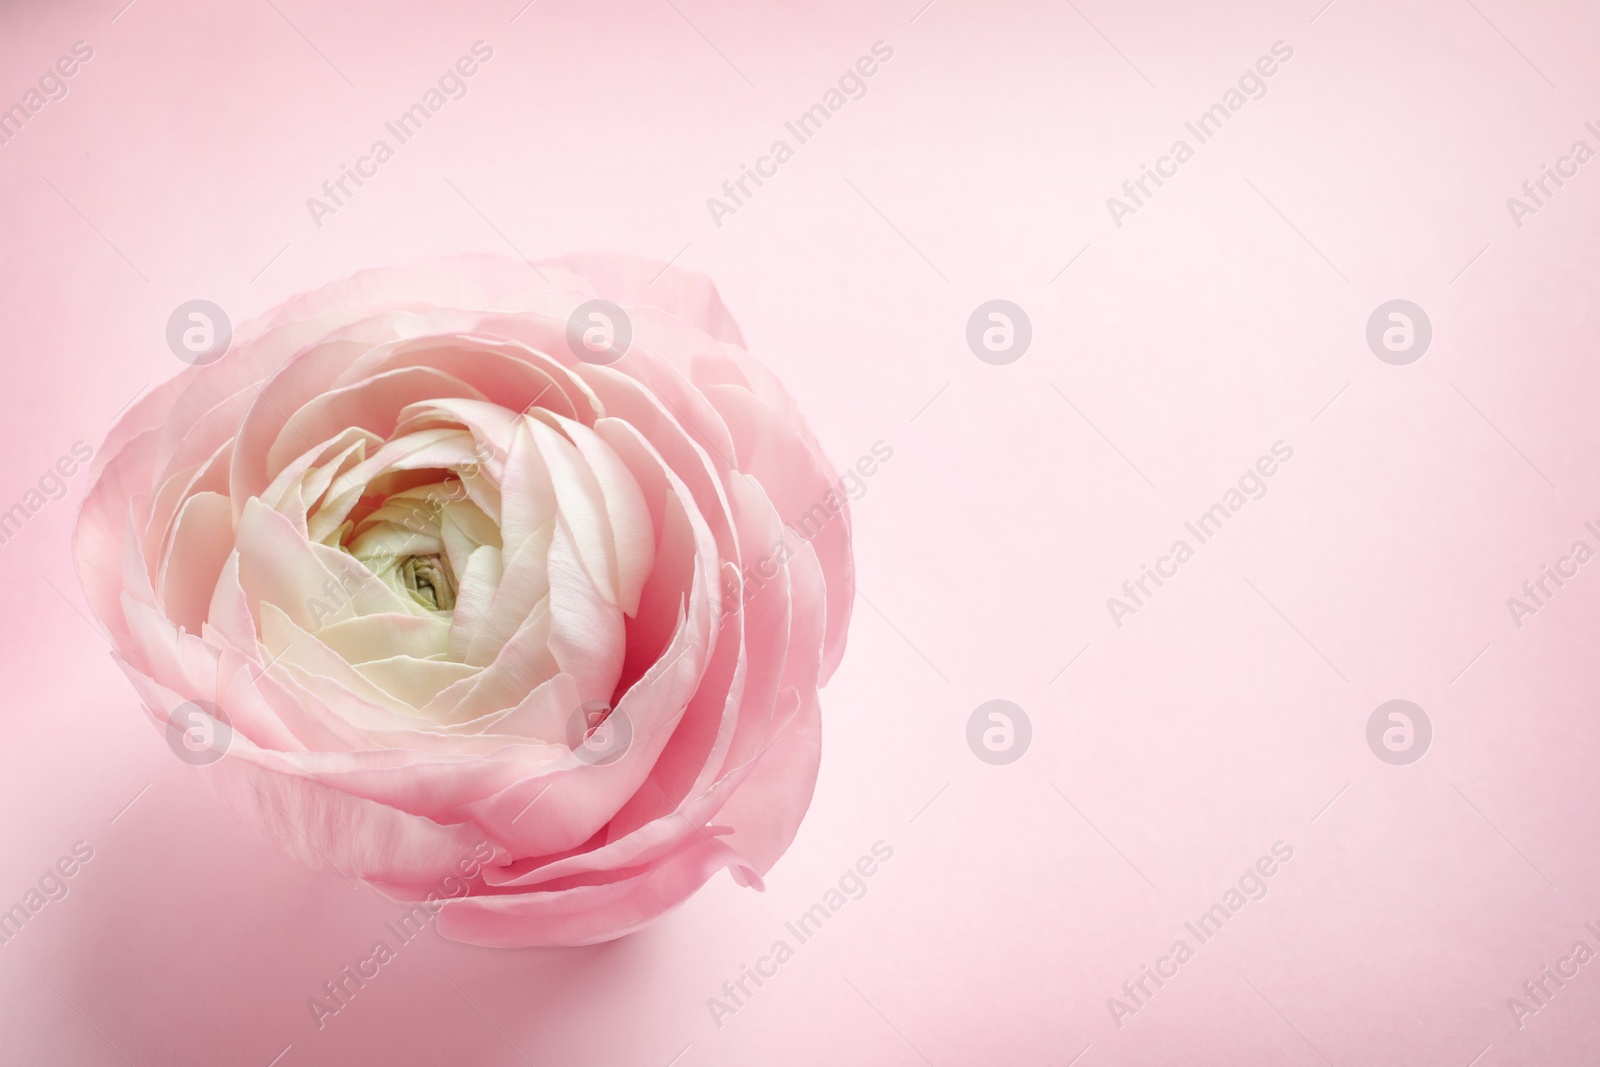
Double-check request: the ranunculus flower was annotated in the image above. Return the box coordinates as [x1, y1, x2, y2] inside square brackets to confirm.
[74, 255, 853, 946]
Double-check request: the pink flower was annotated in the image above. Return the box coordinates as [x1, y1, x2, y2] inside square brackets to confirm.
[74, 255, 854, 946]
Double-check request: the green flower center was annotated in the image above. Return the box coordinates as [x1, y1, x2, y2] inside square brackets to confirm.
[398, 553, 457, 612]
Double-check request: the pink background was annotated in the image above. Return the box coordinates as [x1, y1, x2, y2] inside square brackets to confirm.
[4, 0, 1600, 1063]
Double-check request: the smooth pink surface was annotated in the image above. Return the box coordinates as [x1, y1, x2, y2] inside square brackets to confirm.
[3, 0, 1599, 1064]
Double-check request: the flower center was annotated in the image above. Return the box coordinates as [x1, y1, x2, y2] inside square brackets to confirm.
[399, 553, 456, 612]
